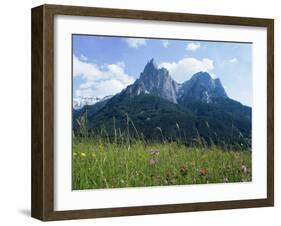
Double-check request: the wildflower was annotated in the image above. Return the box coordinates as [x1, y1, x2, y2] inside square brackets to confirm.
[165, 172, 177, 185]
[240, 165, 247, 173]
[199, 168, 208, 176]
[149, 158, 157, 166]
[150, 150, 160, 157]
[81, 152, 86, 157]
[180, 165, 188, 176]
[223, 177, 229, 183]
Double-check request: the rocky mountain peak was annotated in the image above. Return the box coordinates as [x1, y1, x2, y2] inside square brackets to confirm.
[178, 71, 228, 104]
[191, 71, 212, 80]
[140, 58, 169, 79]
[122, 60, 228, 105]
[143, 58, 157, 72]
[123, 59, 178, 103]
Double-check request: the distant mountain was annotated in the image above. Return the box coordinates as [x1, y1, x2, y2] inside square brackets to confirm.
[73, 96, 101, 110]
[73, 59, 252, 149]
[73, 95, 111, 130]
[73, 95, 113, 109]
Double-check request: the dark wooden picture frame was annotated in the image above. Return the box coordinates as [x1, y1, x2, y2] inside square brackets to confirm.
[31, 4, 274, 221]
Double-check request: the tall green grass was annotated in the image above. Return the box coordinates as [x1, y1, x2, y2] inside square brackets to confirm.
[73, 113, 251, 190]
[73, 139, 251, 190]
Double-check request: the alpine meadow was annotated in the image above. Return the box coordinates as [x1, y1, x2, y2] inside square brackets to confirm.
[72, 35, 252, 190]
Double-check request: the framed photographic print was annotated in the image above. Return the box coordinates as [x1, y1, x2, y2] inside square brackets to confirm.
[31, 4, 274, 221]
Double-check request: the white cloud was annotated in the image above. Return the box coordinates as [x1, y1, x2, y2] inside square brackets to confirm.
[75, 88, 95, 97]
[186, 42, 200, 51]
[162, 40, 169, 48]
[73, 55, 135, 98]
[73, 55, 102, 79]
[229, 58, 238, 63]
[86, 80, 126, 98]
[159, 57, 214, 83]
[80, 54, 88, 61]
[125, 38, 147, 48]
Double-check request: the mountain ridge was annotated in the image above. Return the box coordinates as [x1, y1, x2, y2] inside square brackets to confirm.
[119, 58, 229, 106]
[73, 59, 252, 149]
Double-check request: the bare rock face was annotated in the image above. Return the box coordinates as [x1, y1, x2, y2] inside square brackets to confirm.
[122, 58, 179, 103]
[177, 71, 228, 104]
[122, 59, 227, 105]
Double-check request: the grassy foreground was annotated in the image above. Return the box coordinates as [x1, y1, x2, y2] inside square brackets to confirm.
[72, 139, 251, 190]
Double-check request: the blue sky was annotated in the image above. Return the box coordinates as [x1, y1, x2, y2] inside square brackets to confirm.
[73, 35, 252, 106]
